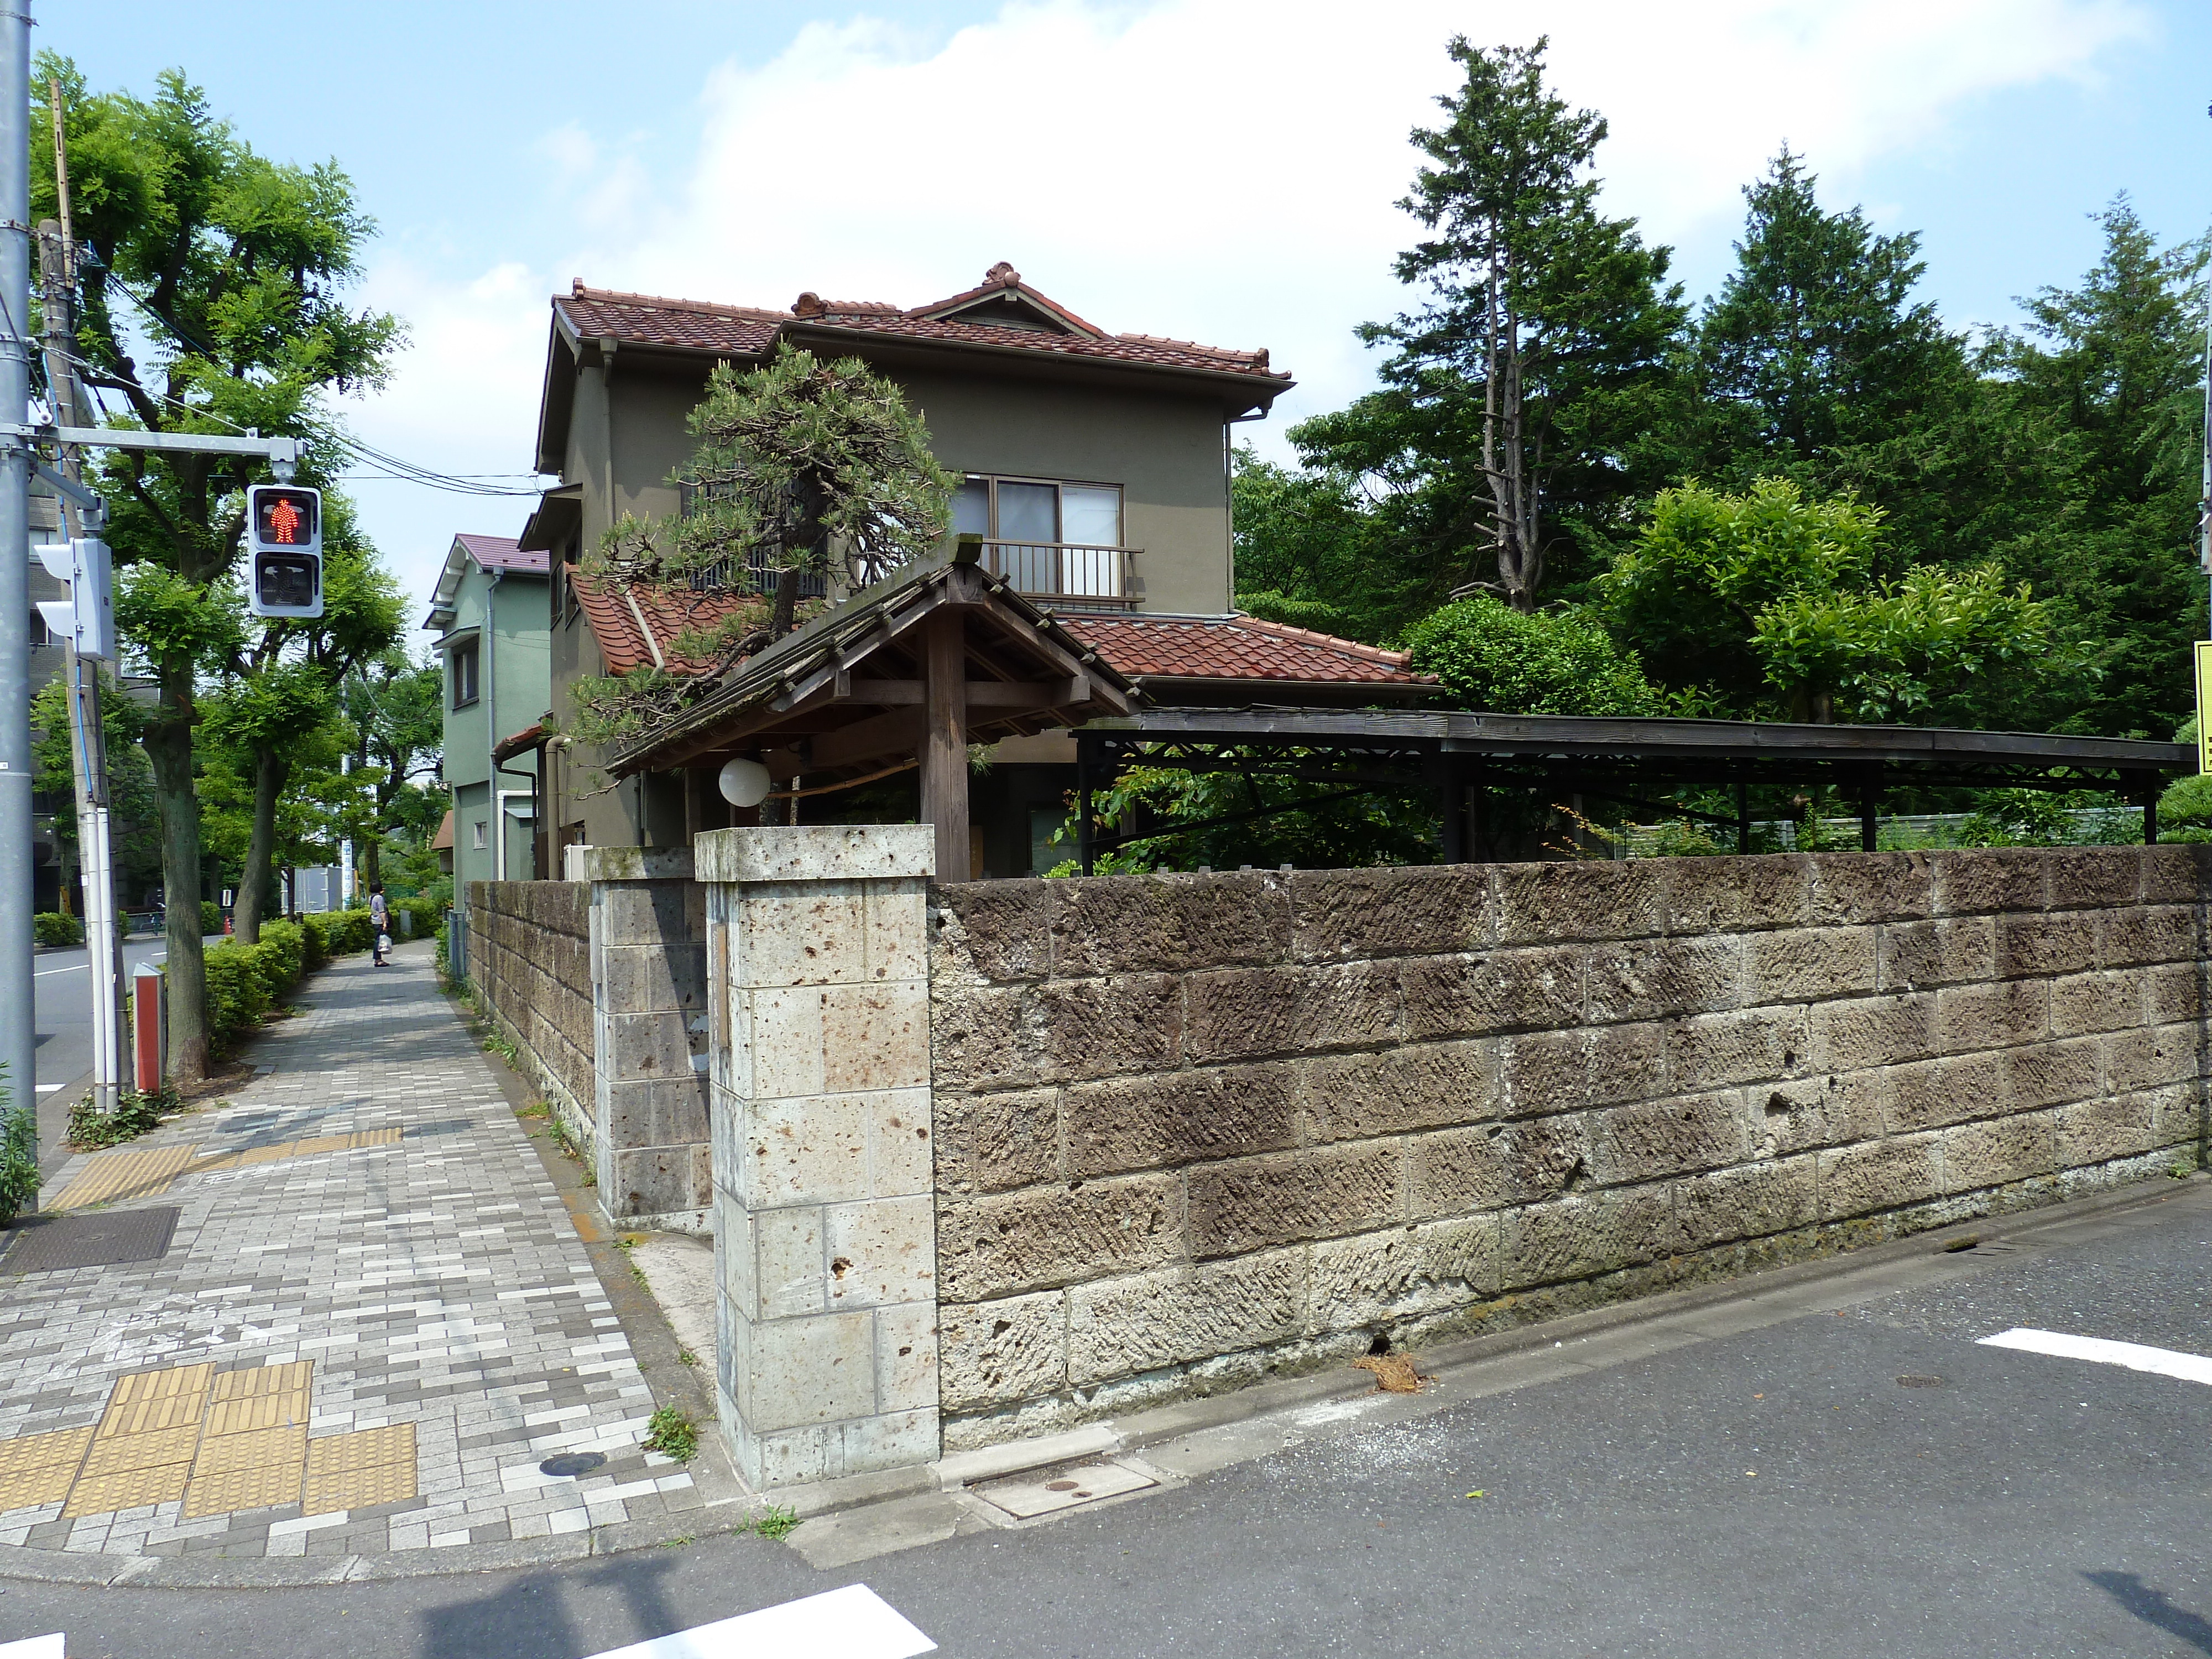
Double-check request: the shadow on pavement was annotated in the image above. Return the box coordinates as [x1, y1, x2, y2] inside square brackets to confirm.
[413, 1551, 691, 1659]
[2084, 1570, 2212, 1654]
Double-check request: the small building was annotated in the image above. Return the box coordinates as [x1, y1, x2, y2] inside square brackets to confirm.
[517, 262, 1432, 874]
[422, 533, 551, 889]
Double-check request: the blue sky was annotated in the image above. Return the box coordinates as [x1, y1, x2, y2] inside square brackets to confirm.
[52, 1, 2212, 624]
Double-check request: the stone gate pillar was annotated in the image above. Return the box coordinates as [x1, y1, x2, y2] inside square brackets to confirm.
[695, 825, 940, 1488]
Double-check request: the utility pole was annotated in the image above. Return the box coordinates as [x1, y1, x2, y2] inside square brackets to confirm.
[0, 2, 34, 1134]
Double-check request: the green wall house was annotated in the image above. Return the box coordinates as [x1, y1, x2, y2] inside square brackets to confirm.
[424, 534, 551, 888]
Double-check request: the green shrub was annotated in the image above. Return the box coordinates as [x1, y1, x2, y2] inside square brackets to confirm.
[2157, 772, 2212, 844]
[392, 895, 443, 939]
[67, 1084, 179, 1150]
[0, 1070, 38, 1227]
[201, 899, 223, 936]
[1404, 596, 1661, 717]
[34, 911, 84, 947]
[201, 940, 273, 1052]
[251, 920, 305, 1005]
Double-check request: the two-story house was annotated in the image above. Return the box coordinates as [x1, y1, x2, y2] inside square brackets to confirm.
[518, 262, 1431, 878]
[423, 533, 552, 887]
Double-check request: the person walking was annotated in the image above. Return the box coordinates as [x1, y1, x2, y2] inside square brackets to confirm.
[370, 884, 391, 967]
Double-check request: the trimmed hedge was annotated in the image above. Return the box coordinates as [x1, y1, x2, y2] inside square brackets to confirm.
[201, 899, 223, 936]
[34, 911, 85, 947]
[196, 908, 377, 1055]
[391, 895, 442, 938]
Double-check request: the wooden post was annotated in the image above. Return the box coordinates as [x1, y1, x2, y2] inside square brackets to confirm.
[1858, 765, 1880, 853]
[1076, 734, 1095, 877]
[1735, 778, 1750, 855]
[921, 612, 969, 881]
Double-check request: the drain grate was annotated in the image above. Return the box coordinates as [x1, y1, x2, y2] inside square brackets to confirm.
[539, 1452, 607, 1477]
[2, 1206, 180, 1274]
[1896, 1375, 1945, 1387]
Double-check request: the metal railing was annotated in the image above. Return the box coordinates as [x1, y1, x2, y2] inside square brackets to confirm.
[979, 540, 1135, 605]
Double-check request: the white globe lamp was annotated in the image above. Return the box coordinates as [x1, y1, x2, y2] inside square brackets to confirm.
[717, 757, 773, 808]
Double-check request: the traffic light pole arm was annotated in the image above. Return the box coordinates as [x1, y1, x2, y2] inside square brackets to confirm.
[3, 422, 300, 479]
[33, 460, 103, 528]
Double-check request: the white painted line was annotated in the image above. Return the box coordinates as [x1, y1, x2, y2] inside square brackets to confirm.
[1978, 1327, 2212, 1386]
[33, 964, 85, 976]
[0, 1634, 65, 1659]
[581, 1585, 935, 1659]
[35, 1084, 62, 1093]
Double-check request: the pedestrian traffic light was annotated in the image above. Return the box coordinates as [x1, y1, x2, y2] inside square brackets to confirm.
[247, 483, 324, 618]
[33, 534, 115, 659]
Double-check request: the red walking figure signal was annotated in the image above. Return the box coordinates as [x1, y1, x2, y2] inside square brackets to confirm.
[246, 483, 325, 618]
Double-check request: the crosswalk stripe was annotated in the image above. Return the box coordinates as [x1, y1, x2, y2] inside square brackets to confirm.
[1978, 1327, 2212, 1385]
[581, 1584, 935, 1659]
[0, 1633, 65, 1659]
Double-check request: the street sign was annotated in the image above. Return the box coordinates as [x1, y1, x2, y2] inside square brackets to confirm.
[32, 534, 114, 658]
[247, 482, 323, 618]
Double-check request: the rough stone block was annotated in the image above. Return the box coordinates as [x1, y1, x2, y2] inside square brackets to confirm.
[2044, 848, 2141, 911]
[1994, 912, 2099, 980]
[603, 1076, 709, 1152]
[1291, 867, 1490, 961]
[1812, 993, 1936, 1071]
[2147, 963, 2206, 1024]
[743, 986, 823, 1099]
[1499, 1187, 1677, 1288]
[1184, 963, 1396, 1062]
[1934, 979, 2048, 1053]
[1067, 1063, 1300, 1173]
[873, 1302, 940, 1413]
[597, 882, 695, 948]
[863, 878, 928, 983]
[1663, 855, 1811, 936]
[1942, 1113, 2056, 1192]
[1588, 1022, 1670, 1107]
[732, 889, 868, 987]
[936, 1174, 1181, 1301]
[1928, 851, 2045, 917]
[1748, 927, 1876, 1004]
[1585, 937, 1744, 1024]
[1667, 1008, 1808, 1092]
[754, 1207, 826, 1319]
[938, 1291, 1066, 1411]
[1808, 854, 1932, 925]
[1877, 918, 1996, 992]
[2101, 1023, 2198, 1094]
[1885, 1053, 2008, 1133]
[2145, 1082, 2203, 1153]
[1409, 1115, 1587, 1217]
[2139, 844, 2211, 906]
[1589, 1091, 1749, 1184]
[1052, 872, 1291, 975]
[733, 1306, 878, 1431]
[933, 882, 1051, 982]
[1066, 1250, 1306, 1384]
[1302, 1042, 1498, 1142]
[1400, 948, 1584, 1041]
[1307, 1215, 1501, 1330]
[606, 1009, 696, 1083]
[822, 982, 931, 1092]
[823, 1193, 935, 1309]
[2098, 905, 2198, 970]
[868, 1087, 934, 1198]
[1747, 1072, 1885, 1157]
[736, 1086, 869, 1214]
[610, 1145, 712, 1217]
[1495, 860, 1665, 945]
[2049, 969, 2146, 1037]
[935, 1087, 1060, 1193]
[1186, 1144, 1402, 1256]
[695, 823, 934, 884]
[930, 984, 1029, 1091]
[1031, 975, 1185, 1079]
[1674, 1156, 1817, 1247]
[2056, 1094, 2157, 1168]
[1500, 1029, 1589, 1116]
[2005, 1038, 2103, 1110]
[1817, 1134, 1944, 1218]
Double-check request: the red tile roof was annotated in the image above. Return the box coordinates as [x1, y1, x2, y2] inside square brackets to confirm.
[555, 264, 1286, 387]
[1058, 614, 1432, 688]
[572, 572, 762, 677]
[455, 533, 546, 574]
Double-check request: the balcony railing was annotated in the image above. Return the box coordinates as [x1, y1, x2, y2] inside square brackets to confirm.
[979, 540, 1135, 606]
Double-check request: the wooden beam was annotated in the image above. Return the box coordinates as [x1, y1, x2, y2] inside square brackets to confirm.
[921, 612, 969, 883]
[804, 707, 925, 775]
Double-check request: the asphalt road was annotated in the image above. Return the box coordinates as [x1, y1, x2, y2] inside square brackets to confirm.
[28, 936, 199, 1168]
[5, 1182, 2209, 1658]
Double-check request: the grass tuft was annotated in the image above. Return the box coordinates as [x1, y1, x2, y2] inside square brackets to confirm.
[643, 1405, 697, 1463]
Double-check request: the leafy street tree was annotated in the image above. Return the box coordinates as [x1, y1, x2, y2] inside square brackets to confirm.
[43, 59, 401, 1078]
[1230, 447, 1397, 641]
[572, 349, 953, 760]
[1298, 35, 1687, 614]
[341, 651, 446, 895]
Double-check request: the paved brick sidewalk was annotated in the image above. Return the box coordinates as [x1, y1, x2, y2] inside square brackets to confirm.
[0, 943, 705, 1561]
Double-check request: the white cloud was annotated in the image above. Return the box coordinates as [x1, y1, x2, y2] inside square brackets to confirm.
[355, 0, 2151, 619]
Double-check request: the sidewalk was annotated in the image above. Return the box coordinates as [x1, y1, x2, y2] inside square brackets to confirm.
[0, 942, 709, 1564]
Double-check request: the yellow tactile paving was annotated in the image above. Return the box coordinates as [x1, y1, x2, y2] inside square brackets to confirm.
[192, 1422, 306, 1476]
[301, 1423, 416, 1516]
[64, 1462, 191, 1517]
[182, 1459, 304, 1519]
[49, 1142, 201, 1209]
[0, 1427, 96, 1511]
[80, 1422, 201, 1480]
[190, 1127, 402, 1175]
[203, 1361, 313, 1437]
[97, 1364, 213, 1437]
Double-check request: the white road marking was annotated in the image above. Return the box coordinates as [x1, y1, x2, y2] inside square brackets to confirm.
[0, 1633, 65, 1659]
[581, 1584, 936, 1659]
[1978, 1327, 2212, 1386]
[35, 1084, 62, 1093]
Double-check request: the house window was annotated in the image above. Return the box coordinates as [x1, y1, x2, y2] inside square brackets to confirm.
[451, 639, 480, 707]
[471, 820, 488, 851]
[677, 483, 828, 598]
[955, 475, 1126, 600]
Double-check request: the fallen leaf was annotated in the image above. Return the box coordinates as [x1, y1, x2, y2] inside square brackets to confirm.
[1464, 1490, 1485, 1499]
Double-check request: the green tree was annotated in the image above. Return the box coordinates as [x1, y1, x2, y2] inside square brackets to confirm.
[340, 649, 444, 894]
[44, 58, 401, 1077]
[574, 349, 953, 763]
[1297, 35, 1687, 614]
[1402, 595, 1659, 715]
[1230, 447, 1398, 641]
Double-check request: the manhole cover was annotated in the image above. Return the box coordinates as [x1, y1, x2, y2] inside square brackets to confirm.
[539, 1452, 607, 1477]
[973, 1460, 1155, 1521]
[1897, 1375, 1945, 1387]
[1044, 1480, 1081, 1491]
[2, 1206, 180, 1274]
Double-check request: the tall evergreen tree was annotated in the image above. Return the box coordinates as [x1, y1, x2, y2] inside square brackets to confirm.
[1297, 36, 1688, 614]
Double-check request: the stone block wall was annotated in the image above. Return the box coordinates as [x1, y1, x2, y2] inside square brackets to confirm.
[927, 847, 2211, 1449]
[467, 880, 594, 1155]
